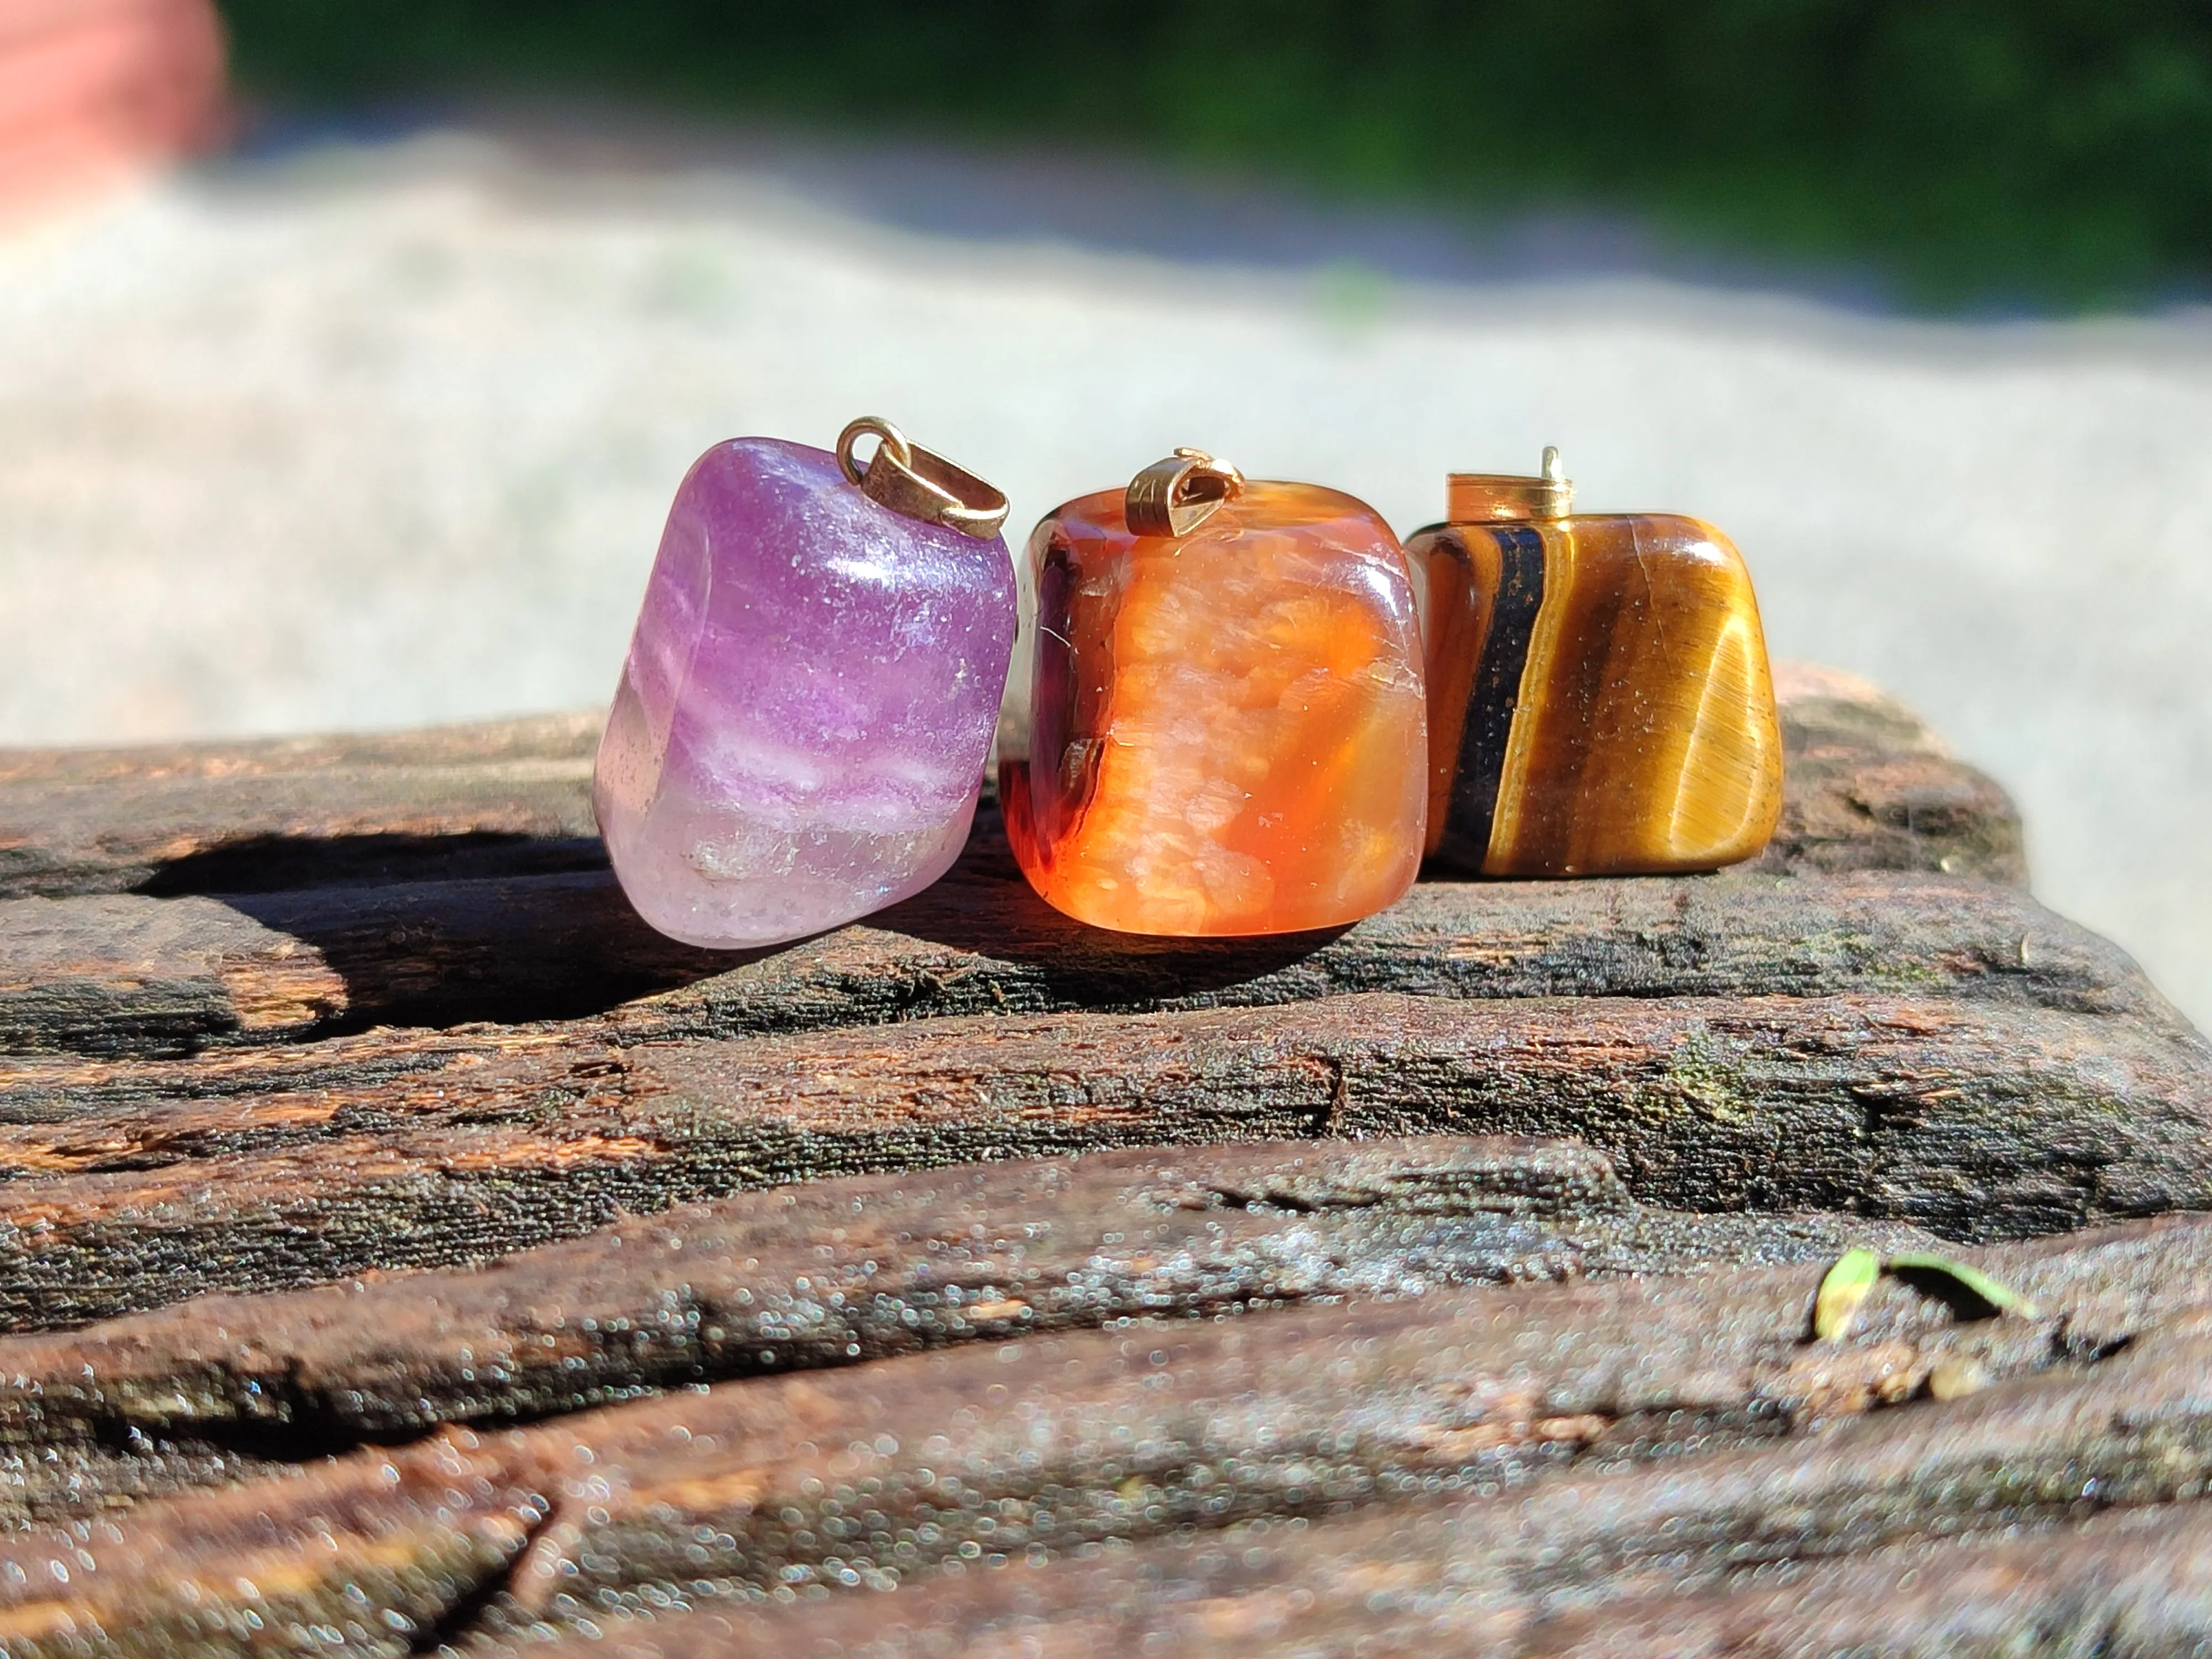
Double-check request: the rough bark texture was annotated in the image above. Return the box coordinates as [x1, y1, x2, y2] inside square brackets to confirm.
[0, 1213, 2204, 1656]
[0, 670, 2012, 905]
[0, 712, 606, 901]
[0, 666, 2198, 1657]
[508, 1471, 2212, 1659]
[0, 860, 2168, 1060]
[1752, 661, 2030, 885]
[1517, 1509, 2212, 1658]
[0, 1137, 1960, 1463]
[0, 674, 2068, 1066]
[2, 987, 2207, 1329]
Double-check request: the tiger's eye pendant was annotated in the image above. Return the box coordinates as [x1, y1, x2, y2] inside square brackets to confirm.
[1408, 448, 1782, 877]
[594, 418, 1017, 948]
[1003, 450, 1428, 936]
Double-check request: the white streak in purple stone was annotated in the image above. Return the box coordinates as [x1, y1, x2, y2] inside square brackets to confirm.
[594, 436, 1015, 948]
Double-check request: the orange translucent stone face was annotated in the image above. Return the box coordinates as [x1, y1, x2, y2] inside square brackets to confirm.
[1003, 481, 1427, 936]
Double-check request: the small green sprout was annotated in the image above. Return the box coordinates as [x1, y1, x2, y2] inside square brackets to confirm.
[1812, 1246, 1882, 1341]
[1811, 1248, 2039, 1342]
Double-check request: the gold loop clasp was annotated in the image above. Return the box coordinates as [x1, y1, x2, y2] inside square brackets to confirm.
[1125, 447, 1247, 538]
[836, 416, 1010, 541]
[1446, 444, 1574, 523]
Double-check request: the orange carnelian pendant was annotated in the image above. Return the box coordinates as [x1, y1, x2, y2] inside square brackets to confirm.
[1003, 449, 1428, 935]
[1408, 449, 1783, 876]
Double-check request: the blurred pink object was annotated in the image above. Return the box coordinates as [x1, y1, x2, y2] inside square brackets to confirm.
[0, 0, 227, 215]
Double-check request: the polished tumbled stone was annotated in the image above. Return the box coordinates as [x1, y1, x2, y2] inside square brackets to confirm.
[1004, 480, 1427, 936]
[596, 437, 1016, 948]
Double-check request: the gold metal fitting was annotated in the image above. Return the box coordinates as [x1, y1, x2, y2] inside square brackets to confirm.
[1125, 447, 1247, 538]
[1447, 445, 1573, 523]
[837, 416, 1010, 540]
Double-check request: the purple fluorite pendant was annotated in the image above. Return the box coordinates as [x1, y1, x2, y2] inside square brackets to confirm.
[595, 429, 1016, 948]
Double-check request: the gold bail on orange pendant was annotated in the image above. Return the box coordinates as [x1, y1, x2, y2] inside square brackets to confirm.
[1124, 447, 1248, 538]
[837, 416, 1011, 540]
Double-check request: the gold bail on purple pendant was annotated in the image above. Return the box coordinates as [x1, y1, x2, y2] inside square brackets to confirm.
[1447, 445, 1574, 523]
[837, 416, 1010, 540]
[1124, 446, 1248, 537]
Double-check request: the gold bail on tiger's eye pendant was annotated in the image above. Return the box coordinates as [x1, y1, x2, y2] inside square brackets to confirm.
[1447, 445, 1574, 523]
[1407, 447, 1784, 878]
[1002, 450, 1430, 937]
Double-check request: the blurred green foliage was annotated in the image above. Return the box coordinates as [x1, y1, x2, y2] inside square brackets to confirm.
[216, 1, 2212, 309]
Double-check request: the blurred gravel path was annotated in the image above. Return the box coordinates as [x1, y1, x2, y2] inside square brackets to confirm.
[2, 124, 2208, 1027]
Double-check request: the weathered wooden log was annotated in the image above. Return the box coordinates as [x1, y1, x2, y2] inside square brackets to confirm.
[0, 669, 2016, 904]
[504, 1291, 2212, 1657]
[508, 1494, 2212, 1658]
[0, 1136, 1955, 1460]
[0, 891, 355, 1056]
[0, 711, 604, 900]
[0, 677, 2060, 1063]
[484, 1246, 2212, 1635]
[1, 857, 2170, 1062]
[1753, 661, 2028, 884]
[1516, 1507, 2212, 1658]
[0, 1214, 2201, 1657]
[1, 988, 2206, 1329]
[0, 665, 2192, 1657]
[0, 860, 2166, 1061]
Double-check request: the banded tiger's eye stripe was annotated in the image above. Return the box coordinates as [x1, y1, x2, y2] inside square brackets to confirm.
[1411, 513, 1782, 877]
[1419, 522, 1545, 870]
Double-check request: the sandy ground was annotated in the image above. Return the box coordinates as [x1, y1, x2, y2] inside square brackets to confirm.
[1, 122, 2208, 1028]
